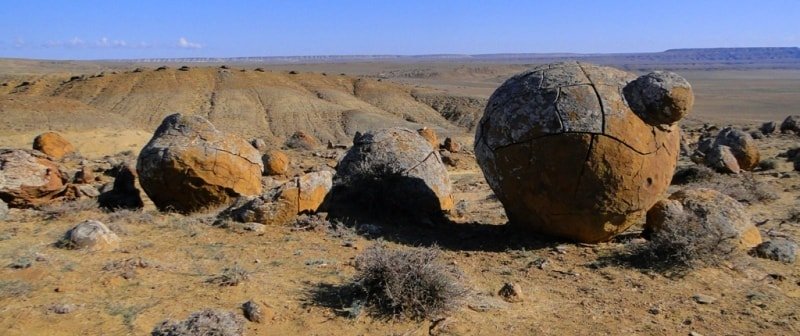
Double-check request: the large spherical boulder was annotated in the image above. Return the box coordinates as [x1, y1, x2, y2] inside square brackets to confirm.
[645, 188, 762, 250]
[475, 62, 691, 242]
[33, 132, 75, 160]
[0, 149, 67, 208]
[137, 114, 264, 213]
[328, 128, 453, 221]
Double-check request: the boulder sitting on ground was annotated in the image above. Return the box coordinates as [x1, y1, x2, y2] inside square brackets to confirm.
[712, 127, 759, 171]
[98, 163, 144, 210]
[752, 239, 797, 264]
[262, 150, 289, 176]
[759, 121, 776, 135]
[136, 114, 263, 213]
[443, 137, 461, 153]
[32, 132, 75, 160]
[705, 145, 741, 174]
[0, 149, 67, 208]
[417, 127, 439, 149]
[475, 62, 689, 242]
[62, 220, 119, 251]
[151, 309, 244, 336]
[645, 188, 762, 250]
[328, 127, 454, 221]
[220, 171, 332, 226]
[284, 131, 320, 150]
[780, 115, 800, 134]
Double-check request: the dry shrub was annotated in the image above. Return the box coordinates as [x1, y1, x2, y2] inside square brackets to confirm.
[674, 168, 777, 203]
[40, 198, 99, 219]
[151, 309, 244, 336]
[206, 266, 249, 286]
[351, 244, 467, 319]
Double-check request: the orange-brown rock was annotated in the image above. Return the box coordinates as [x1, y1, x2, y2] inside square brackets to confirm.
[712, 127, 759, 171]
[0, 149, 67, 208]
[475, 62, 692, 242]
[136, 114, 263, 213]
[417, 127, 439, 149]
[443, 137, 461, 153]
[222, 171, 332, 225]
[33, 132, 75, 160]
[645, 188, 762, 249]
[284, 131, 320, 150]
[262, 150, 290, 176]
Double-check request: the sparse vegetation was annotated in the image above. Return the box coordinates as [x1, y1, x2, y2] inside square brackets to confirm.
[0, 280, 32, 299]
[206, 265, 250, 286]
[332, 243, 467, 319]
[40, 199, 99, 219]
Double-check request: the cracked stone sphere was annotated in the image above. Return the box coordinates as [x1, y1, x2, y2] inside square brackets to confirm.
[475, 62, 691, 242]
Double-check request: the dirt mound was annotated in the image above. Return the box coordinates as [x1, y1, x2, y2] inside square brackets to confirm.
[0, 67, 474, 145]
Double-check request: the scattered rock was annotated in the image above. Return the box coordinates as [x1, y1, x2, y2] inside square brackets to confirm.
[0, 149, 67, 208]
[250, 138, 268, 152]
[262, 150, 289, 176]
[151, 309, 245, 336]
[705, 145, 740, 174]
[692, 293, 717, 304]
[284, 131, 320, 150]
[443, 137, 461, 153]
[750, 130, 764, 140]
[98, 163, 143, 210]
[50, 303, 77, 314]
[61, 220, 120, 251]
[712, 127, 759, 171]
[759, 121, 777, 135]
[752, 239, 797, 263]
[33, 132, 75, 160]
[417, 127, 439, 149]
[475, 62, 687, 242]
[241, 300, 264, 323]
[73, 166, 94, 184]
[498, 282, 524, 303]
[328, 127, 454, 221]
[780, 115, 800, 134]
[645, 188, 762, 250]
[137, 114, 263, 213]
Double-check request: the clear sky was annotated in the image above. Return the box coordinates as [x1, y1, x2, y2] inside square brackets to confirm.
[1, 0, 798, 60]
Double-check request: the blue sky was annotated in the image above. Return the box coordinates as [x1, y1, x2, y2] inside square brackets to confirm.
[1, 0, 798, 60]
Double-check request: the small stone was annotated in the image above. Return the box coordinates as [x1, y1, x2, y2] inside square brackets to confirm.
[262, 150, 290, 176]
[443, 137, 461, 153]
[752, 239, 797, 263]
[50, 303, 77, 314]
[498, 282, 524, 303]
[648, 307, 661, 315]
[759, 121, 777, 135]
[689, 332, 704, 336]
[241, 222, 265, 233]
[242, 300, 263, 323]
[62, 220, 120, 251]
[417, 127, 439, 149]
[692, 294, 717, 304]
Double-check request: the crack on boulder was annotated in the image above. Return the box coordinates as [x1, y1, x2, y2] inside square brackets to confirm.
[488, 131, 656, 156]
[553, 87, 565, 132]
[573, 134, 596, 197]
[577, 63, 606, 133]
[403, 150, 438, 176]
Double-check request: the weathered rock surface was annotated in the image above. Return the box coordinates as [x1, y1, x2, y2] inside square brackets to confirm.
[284, 131, 320, 150]
[624, 71, 694, 125]
[0, 149, 67, 208]
[705, 145, 741, 174]
[475, 62, 688, 242]
[262, 150, 289, 176]
[417, 127, 439, 149]
[645, 188, 762, 250]
[752, 239, 797, 263]
[136, 114, 263, 213]
[329, 127, 454, 220]
[780, 115, 800, 134]
[32, 132, 75, 160]
[151, 309, 244, 336]
[0, 199, 8, 220]
[98, 163, 144, 210]
[759, 121, 776, 135]
[712, 127, 759, 171]
[221, 171, 332, 225]
[443, 137, 461, 153]
[62, 220, 120, 251]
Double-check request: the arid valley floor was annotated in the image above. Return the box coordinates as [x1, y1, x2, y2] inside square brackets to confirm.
[0, 57, 799, 335]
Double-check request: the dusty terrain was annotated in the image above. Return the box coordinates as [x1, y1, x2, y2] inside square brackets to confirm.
[0, 58, 799, 335]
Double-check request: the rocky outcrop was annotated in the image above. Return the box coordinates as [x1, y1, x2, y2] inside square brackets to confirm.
[474, 62, 689, 242]
[32, 132, 75, 160]
[645, 188, 762, 250]
[329, 128, 454, 221]
[136, 114, 263, 213]
[0, 149, 67, 208]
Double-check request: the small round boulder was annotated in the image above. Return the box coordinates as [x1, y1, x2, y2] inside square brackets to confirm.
[63, 220, 120, 251]
[624, 71, 694, 125]
[33, 132, 75, 160]
[329, 127, 453, 220]
[262, 150, 290, 176]
[712, 127, 759, 171]
[475, 62, 689, 242]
